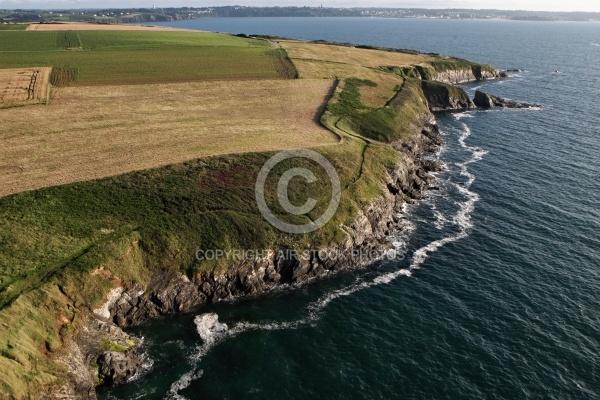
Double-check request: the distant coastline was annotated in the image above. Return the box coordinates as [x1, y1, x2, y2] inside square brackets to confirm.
[1, 7, 600, 25]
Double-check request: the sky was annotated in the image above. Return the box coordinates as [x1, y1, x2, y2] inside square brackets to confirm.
[1, 0, 599, 12]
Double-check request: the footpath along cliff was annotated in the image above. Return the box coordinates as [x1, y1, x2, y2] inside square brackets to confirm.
[0, 36, 525, 399]
[62, 53, 514, 397]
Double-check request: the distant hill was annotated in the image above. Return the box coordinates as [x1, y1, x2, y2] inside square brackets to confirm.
[1, 7, 599, 24]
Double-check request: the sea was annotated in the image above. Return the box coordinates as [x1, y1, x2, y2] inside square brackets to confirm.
[99, 18, 600, 400]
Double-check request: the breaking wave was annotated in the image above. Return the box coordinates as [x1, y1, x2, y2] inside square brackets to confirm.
[167, 111, 486, 398]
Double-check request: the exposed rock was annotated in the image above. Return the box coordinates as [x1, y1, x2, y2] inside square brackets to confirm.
[112, 271, 205, 327]
[66, 85, 447, 398]
[97, 351, 142, 385]
[58, 309, 144, 398]
[474, 90, 541, 109]
[421, 80, 474, 111]
[434, 67, 504, 84]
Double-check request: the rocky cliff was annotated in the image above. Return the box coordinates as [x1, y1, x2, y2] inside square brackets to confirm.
[421, 80, 474, 111]
[434, 67, 506, 84]
[58, 57, 504, 399]
[64, 109, 445, 398]
[474, 90, 541, 109]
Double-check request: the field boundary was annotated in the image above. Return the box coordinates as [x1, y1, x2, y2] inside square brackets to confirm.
[0, 67, 52, 108]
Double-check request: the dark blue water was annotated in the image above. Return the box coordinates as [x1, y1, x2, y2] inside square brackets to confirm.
[102, 19, 600, 399]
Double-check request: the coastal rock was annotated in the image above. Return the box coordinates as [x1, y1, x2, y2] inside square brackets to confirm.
[111, 271, 205, 327]
[59, 309, 144, 397]
[97, 351, 142, 385]
[421, 80, 474, 111]
[433, 67, 504, 84]
[473, 90, 541, 109]
[68, 84, 446, 397]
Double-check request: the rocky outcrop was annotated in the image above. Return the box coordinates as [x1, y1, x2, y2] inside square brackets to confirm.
[434, 67, 506, 84]
[63, 122, 442, 397]
[60, 306, 145, 399]
[97, 351, 142, 385]
[103, 124, 442, 312]
[111, 271, 205, 327]
[474, 90, 541, 109]
[421, 80, 474, 111]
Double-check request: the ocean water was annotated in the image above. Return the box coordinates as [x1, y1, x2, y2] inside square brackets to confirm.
[100, 19, 600, 399]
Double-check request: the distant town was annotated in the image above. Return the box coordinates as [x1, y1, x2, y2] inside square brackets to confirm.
[1, 6, 599, 24]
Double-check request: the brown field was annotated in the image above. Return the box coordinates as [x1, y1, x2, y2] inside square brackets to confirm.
[0, 67, 51, 108]
[0, 79, 337, 197]
[281, 40, 433, 79]
[26, 22, 199, 31]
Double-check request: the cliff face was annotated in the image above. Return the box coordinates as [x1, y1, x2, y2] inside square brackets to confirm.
[434, 67, 505, 84]
[56, 56, 503, 398]
[113, 122, 441, 318]
[64, 109, 444, 397]
[421, 80, 474, 111]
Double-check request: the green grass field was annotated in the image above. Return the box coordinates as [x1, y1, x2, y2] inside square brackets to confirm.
[0, 31, 285, 84]
[0, 24, 27, 31]
[0, 29, 494, 397]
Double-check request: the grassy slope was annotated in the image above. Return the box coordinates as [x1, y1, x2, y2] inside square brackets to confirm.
[0, 32, 492, 397]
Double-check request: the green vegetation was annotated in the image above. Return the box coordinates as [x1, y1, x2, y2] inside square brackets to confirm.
[421, 79, 473, 108]
[99, 339, 133, 353]
[0, 30, 496, 397]
[327, 77, 429, 143]
[0, 138, 396, 306]
[0, 117, 400, 397]
[429, 55, 496, 74]
[0, 31, 288, 84]
[0, 24, 27, 30]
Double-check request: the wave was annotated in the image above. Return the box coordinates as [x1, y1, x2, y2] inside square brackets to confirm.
[166, 114, 486, 399]
[453, 111, 474, 121]
[167, 370, 204, 400]
[592, 43, 600, 47]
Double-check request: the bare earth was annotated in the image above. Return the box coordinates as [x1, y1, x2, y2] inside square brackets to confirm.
[0, 79, 337, 197]
[26, 22, 199, 31]
[0, 67, 51, 108]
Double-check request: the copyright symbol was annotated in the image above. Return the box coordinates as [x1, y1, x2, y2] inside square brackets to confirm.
[255, 149, 341, 234]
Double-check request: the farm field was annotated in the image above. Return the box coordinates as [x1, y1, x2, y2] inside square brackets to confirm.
[26, 22, 198, 31]
[0, 25, 474, 397]
[281, 40, 433, 79]
[0, 67, 51, 108]
[0, 30, 286, 85]
[0, 24, 27, 30]
[280, 39, 431, 108]
[0, 79, 337, 197]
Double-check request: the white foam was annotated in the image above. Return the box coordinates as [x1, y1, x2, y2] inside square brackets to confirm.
[127, 351, 154, 384]
[308, 280, 371, 313]
[194, 313, 228, 346]
[167, 314, 229, 399]
[168, 114, 488, 398]
[407, 116, 484, 270]
[453, 111, 474, 121]
[167, 370, 204, 400]
[591, 43, 600, 47]
[433, 209, 448, 229]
